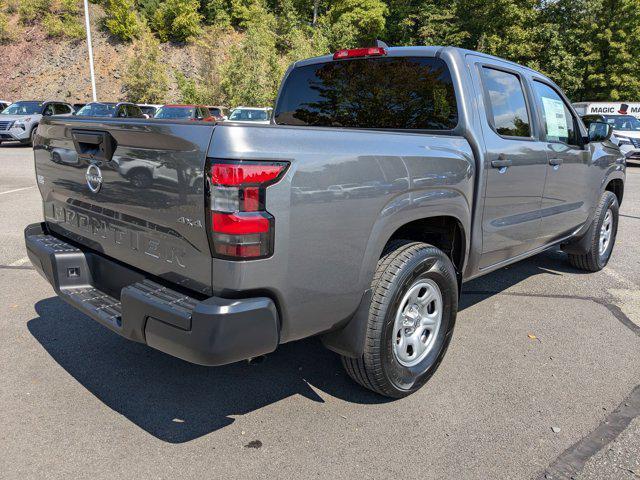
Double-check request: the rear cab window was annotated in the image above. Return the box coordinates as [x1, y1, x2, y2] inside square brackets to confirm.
[274, 56, 458, 130]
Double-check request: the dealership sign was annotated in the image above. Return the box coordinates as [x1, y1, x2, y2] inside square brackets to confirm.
[585, 103, 640, 115]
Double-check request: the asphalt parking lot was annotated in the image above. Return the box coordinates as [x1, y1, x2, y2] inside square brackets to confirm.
[0, 144, 638, 480]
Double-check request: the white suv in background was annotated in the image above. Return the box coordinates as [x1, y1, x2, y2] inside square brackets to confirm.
[0, 100, 75, 146]
[227, 106, 272, 124]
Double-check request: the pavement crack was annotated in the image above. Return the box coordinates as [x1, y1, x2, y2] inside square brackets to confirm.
[536, 384, 640, 480]
[462, 290, 640, 337]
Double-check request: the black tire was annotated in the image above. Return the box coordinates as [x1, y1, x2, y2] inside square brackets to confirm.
[341, 241, 458, 398]
[567, 191, 619, 272]
[128, 169, 153, 188]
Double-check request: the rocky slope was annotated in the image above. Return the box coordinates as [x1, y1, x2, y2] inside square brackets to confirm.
[0, 4, 200, 103]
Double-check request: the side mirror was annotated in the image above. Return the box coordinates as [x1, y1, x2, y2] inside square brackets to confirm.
[587, 121, 613, 143]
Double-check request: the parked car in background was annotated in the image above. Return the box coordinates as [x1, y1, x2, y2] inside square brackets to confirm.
[154, 105, 214, 121]
[0, 100, 10, 112]
[582, 114, 640, 161]
[227, 106, 272, 123]
[0, 100, 74, 146]
[207, 106, 228, 121]
[73, 103, 86, 112]
[26, 46, 624, 399]
[137, 104, 162, 118]
[76, 102, 145, 118]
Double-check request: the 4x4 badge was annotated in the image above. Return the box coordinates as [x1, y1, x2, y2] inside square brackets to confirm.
[85, 164, 103, 193]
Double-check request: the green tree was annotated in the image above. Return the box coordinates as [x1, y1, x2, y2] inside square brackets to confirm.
[123, 28, 169, 102]
[18, 0, 51, 25]
[104, 0, 143, 41]
[219, 1, 282, 106]
[152, 0, 203, 42]
[321, 0, 388, 49]
[0, 9, 13, 44]
[202, 0, 232, 26]
[581, 0, 640, 101]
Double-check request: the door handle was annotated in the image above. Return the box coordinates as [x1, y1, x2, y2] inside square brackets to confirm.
[491, 159, 513, 169]
[549, 158, 564, 166]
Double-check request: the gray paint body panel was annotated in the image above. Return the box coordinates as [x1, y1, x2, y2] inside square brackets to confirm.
[33, 46, 625, 347]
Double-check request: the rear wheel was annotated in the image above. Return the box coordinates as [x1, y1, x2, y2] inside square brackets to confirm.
[341, 241, 458, 398]
[567, 191, 619, 272]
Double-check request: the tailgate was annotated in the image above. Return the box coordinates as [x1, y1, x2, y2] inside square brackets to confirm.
[34, 117, 215, 295]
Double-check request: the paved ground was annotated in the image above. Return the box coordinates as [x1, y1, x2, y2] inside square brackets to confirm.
[0, 143, 638, 480]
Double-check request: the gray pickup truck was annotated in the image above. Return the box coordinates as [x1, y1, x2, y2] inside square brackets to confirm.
[25, 46, 625, 398]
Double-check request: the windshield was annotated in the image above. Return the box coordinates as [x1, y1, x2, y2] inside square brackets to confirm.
[155, 107, 195, 119]
[229, 109, 269, 121]
[1, 101, 43, 115]
[605, 115, 640, 131]
[77, 103, 117, 117]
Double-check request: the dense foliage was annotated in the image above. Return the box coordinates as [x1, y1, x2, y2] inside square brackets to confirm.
[119, 0, 640, 104]
[122, 28, 170, 101]
[2, 0, 640, 104]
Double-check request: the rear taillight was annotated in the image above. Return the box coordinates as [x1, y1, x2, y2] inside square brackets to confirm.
[333, 47, 387, 60]
[209, 160, 288, 259]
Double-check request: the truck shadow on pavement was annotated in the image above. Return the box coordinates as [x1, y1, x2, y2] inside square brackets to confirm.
[27, 298, 388, 443]
[27, 248, 586, 444]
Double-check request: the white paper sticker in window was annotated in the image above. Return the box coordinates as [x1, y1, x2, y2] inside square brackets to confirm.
[542, 97, 567, 139]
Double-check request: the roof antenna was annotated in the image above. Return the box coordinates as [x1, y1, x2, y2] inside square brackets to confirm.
[375, 39, 390, 49]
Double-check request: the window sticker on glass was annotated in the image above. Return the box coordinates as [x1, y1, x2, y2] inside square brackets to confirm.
[541, 97, 568, 139]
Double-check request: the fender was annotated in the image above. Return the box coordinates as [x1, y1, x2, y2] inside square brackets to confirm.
[322, 191, 471, 358]
[356, 189, 472, 296]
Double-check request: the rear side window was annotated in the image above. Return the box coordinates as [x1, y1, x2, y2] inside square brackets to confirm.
[481, 67, 531, 138]
[274, 56, 458, 130]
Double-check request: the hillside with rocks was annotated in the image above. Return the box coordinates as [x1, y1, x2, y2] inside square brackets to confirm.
[0, 4, 202, 103]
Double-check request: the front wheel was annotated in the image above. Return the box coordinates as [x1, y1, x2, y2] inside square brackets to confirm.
[567, 191, 619, 272]
[341, 241, 458, 398]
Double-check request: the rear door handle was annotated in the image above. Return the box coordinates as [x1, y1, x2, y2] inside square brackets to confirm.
[491, 159, 513, 169]
[549, 158, 564, 166]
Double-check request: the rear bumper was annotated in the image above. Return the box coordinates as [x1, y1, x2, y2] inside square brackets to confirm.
[24, 222, 279, 366]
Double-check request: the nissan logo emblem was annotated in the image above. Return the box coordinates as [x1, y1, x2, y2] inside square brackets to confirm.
[85, 164, 103, 193]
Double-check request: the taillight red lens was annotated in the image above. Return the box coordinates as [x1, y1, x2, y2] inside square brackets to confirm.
[212, 163, 286, 186]
[333, 47, 387, 60]
[212, 212, 270, 235]
[209, 160, 288, 259]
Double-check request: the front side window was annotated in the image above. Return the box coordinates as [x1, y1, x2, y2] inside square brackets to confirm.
[53, 104, 70, 114]
[533, 81, 579, 145]
[274, 56, 458, 129]
[481, 67, 531, 137]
